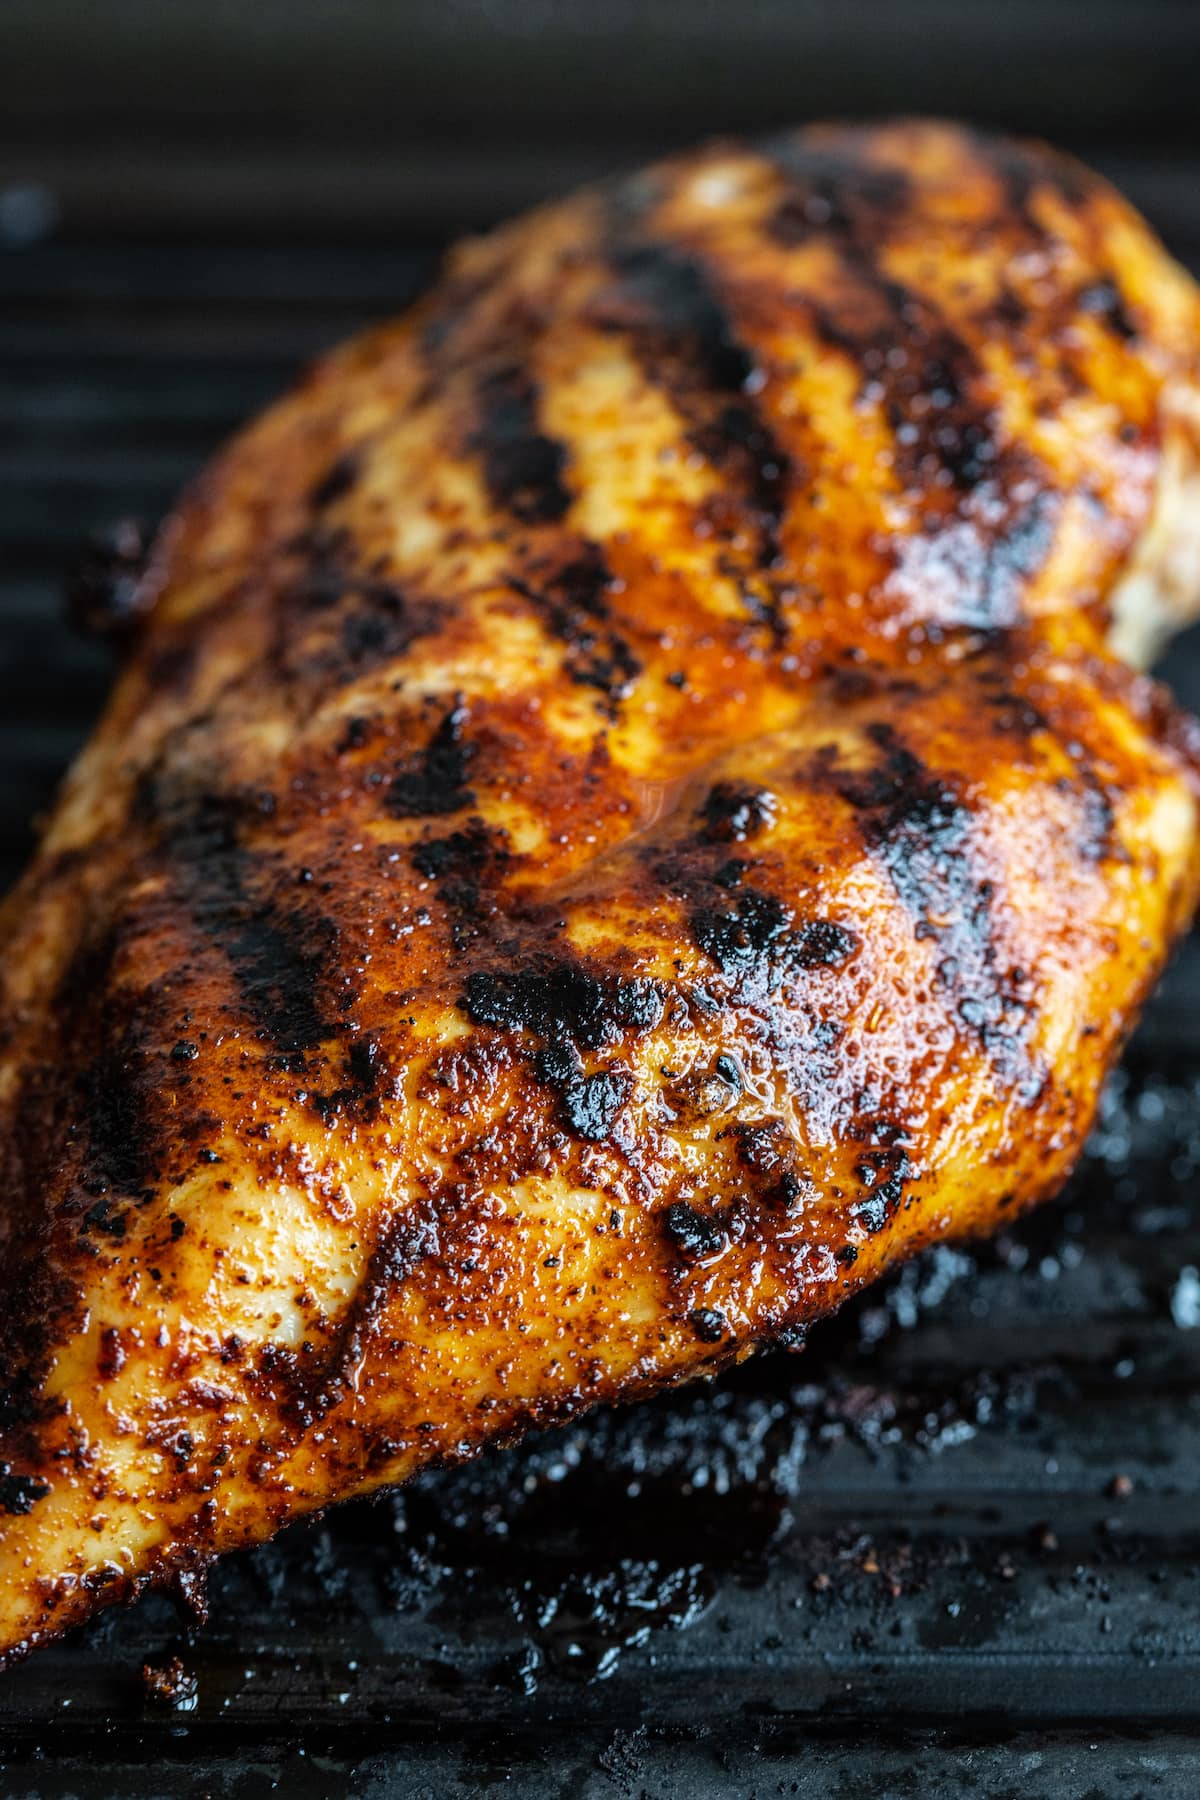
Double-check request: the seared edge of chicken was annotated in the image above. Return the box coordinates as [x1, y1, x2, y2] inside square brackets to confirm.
[2, 120, 1200, 1668]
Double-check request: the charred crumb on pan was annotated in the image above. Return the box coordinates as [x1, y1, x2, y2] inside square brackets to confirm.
[773, 1322, 808, 1353]
[389, 701, 477, 818]
[471, 364, 572, 525]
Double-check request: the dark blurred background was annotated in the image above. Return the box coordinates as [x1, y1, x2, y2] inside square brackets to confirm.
[3, 0, 1200, 242]
[3, 8, 1200, 1796]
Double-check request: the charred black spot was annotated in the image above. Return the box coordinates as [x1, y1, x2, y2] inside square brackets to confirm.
[714, 1053, 744, 1093]
[733, 1118, 808, 1210]
[171, 1039, 199, 1063]
[855, 1146, 911, 1202]
[48, 919, 162, 1207]
[338, 586, 416, 667]
[765, 142, 911, 249]
[562, 1068, 633, 1142]
[567, 635, 643, 708]
[464, 960, 662, 1144]
[464, 964, 664, 1052]
[232, 912, 334, 1059]
[889, 490, 1057, 631]
[688, 1307, 729, 1343]
[302, 1026, 390, 1122]
[999, 139, 1099, 237]
[793, 920, 859, 969]
[347, 1034, 386, 1094]
[473, 365, 571, 525]
[309, 448, 362, 510]
[767, 139, 1056, 625]
[414, 819, 505, 948]
[65, 517, 159, 646]
[512, 545, 642, 712]
[700, 784, 776, 844]
[413, 820, 495, 885]
[284, 529, 434, 688]
[389, 703, 477, 819]
[79, 1044, 156, 1200]
[817, 276, 1001, 500]
[0, 1466, 50, 1516]
[83, 1197, 128, 1238]
[692, 888, 789, 977]
[691, 888, 856, 982]
[663, 1201, 728, 1262]
[1078, 279, 1138, 342]
[536, 1041, 582, 1088]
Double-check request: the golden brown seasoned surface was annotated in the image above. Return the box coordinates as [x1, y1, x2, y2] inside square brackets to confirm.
[3, 119, 1200, 1668]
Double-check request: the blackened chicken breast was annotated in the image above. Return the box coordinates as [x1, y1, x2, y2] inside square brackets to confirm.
[2, 120, 1200, 1667]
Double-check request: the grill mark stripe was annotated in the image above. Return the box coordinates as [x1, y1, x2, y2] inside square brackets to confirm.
[471, 364, 572, 525]
[820, 723, 1034, 1076]
[509, 544, 642, 715]
[765, 137, 1054, 626]
[598, 233, 794, 589]
[156, 793, 338, 1067]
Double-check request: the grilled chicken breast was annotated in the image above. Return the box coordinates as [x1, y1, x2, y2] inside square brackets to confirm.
[3, 120, 1200, 1670]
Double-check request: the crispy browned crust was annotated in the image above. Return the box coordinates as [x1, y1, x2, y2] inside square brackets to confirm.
[2, 119, 1200, 1668]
